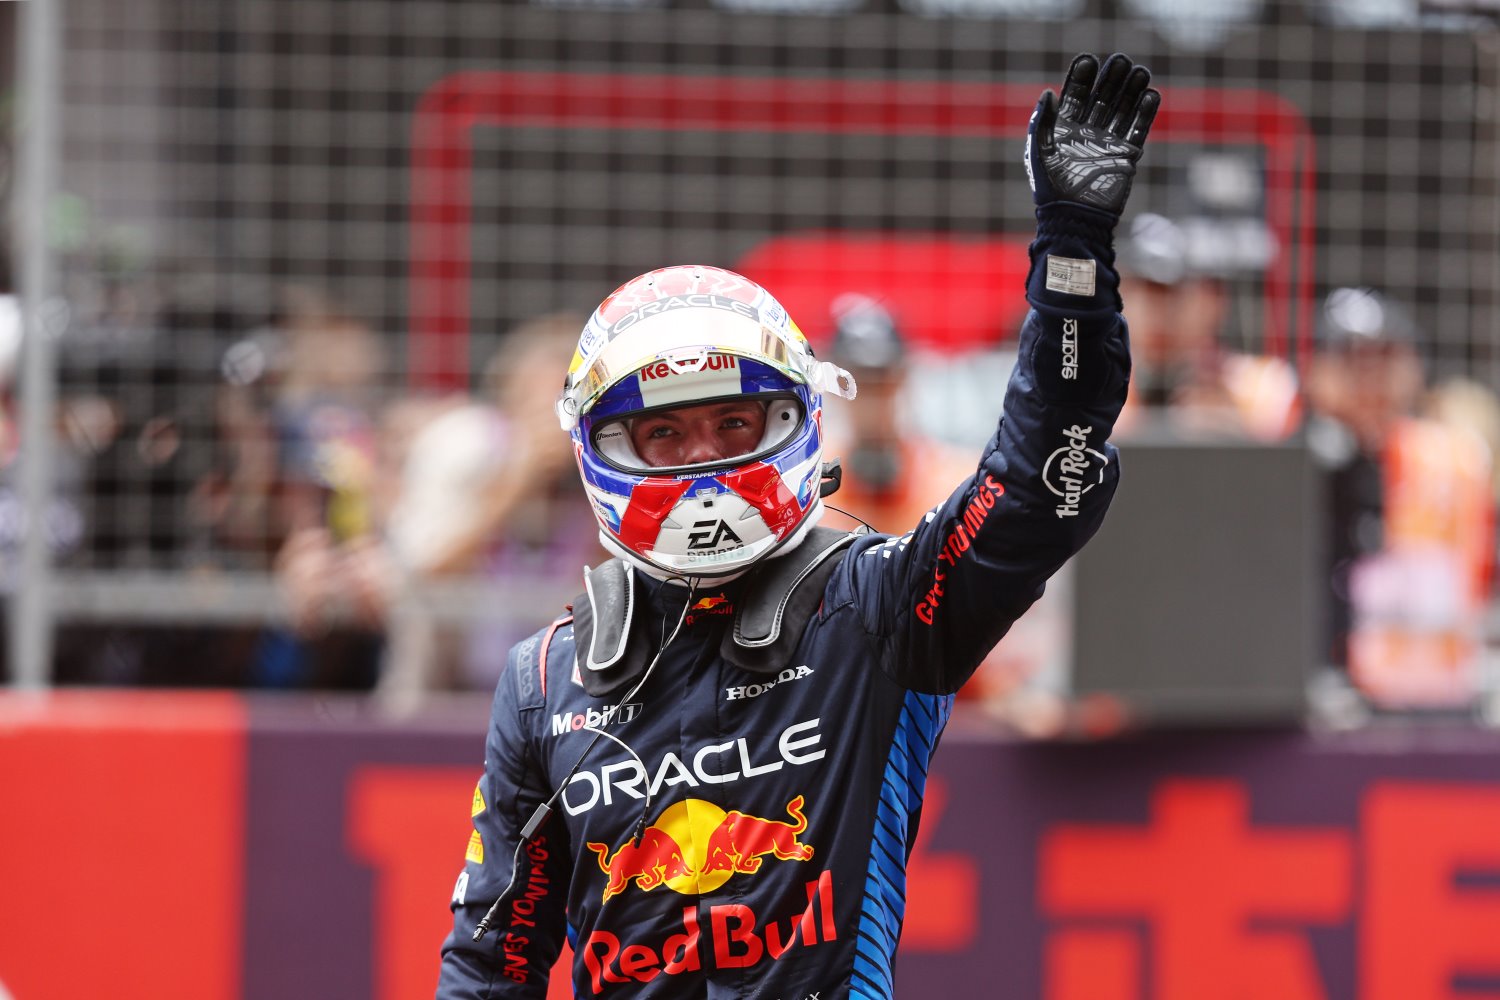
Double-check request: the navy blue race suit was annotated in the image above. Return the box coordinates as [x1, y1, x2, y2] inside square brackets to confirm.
[435, 204, 1132, 998]
[438, 49, 1159, 994]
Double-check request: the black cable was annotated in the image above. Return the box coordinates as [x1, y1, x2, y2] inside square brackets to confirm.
[823, 501, 878, 536]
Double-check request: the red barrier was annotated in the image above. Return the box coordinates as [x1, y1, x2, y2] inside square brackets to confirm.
[0, 693, 246, 1000]
[8, 695, 1500, 999]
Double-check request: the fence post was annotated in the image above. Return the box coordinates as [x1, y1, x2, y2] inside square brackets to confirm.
[10, 0, 62, 688]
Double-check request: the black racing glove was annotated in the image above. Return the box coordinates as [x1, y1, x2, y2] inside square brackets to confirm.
[1025, 53, 1160, 219]
[1022, 54, 1158, 400]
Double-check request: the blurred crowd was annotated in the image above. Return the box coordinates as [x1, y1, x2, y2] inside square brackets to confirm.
[1, 284, 602, 696]
[1112, 213, 1499, 714]
[818, 211, 1500, 725]
[5, 226, 1499, 720]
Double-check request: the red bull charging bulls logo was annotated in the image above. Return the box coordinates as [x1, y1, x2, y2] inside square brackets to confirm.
[685, 593, 733, 625]
[691, 594, 730, 611]
[585, 795, 813, 902]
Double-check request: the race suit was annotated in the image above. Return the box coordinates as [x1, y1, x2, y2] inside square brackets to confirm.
[437, 215, 1131, 999]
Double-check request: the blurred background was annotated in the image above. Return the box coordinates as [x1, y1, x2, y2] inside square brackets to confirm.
[3, 0, 1500, 997]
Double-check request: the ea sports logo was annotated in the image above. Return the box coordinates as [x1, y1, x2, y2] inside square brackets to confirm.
[652, 491, 773, 568]
[687, 520, 743, 551]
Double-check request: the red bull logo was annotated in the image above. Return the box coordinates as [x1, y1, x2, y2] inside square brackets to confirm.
[584, 795, 814, 903]
[638, 353, 738, 381]
[705, 794, 814, 874]
[583, 870, 837, 994]
[686, 593, 734, 625]
[586, 827, 692, 902]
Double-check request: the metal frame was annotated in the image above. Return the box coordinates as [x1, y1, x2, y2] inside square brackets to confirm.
[11, 0, 61, 688]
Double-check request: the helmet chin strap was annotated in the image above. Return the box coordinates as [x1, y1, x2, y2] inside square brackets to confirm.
[598, 501, 827, 584]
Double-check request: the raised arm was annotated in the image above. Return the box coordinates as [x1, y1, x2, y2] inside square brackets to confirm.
[841, 53, 1160, 693]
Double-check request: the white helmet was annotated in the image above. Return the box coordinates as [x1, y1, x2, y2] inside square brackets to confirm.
[558, 265, 855, 579]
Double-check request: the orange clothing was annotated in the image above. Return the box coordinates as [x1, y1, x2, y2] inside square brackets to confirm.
[821, 439, 976, 537]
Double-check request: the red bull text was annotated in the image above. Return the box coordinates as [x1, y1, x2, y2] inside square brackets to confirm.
[638, 354, 738, 381]
[581, 870, 837, 994]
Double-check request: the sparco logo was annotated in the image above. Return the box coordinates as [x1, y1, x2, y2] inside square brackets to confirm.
[726, 664, 814, 701]
[1061, 317, 1079, 380]
[1043, 424, 1108, 519]
[552, 703, 642, 737]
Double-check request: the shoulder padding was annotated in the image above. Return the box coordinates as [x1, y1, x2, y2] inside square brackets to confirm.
[571, 561, 652, 698]
[570, 527, 857, 696]
[720, 527, 855, 673]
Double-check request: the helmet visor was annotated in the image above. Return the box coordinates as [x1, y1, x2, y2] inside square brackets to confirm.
[591, 393, 804, 475]
[558, 307, 855, 430]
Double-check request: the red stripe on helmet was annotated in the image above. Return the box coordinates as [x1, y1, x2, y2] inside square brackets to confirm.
[718, 462, 804, 537]
[616, 478, 694, 555]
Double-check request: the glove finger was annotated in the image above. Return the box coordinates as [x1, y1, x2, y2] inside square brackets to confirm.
[1125, 88, 1162, 148]
[1057, 53, 1097, 121]
[1086, 52, 1133, 128]
[1107, 66, 1153, 139]
[1033, 88, 1059, 153]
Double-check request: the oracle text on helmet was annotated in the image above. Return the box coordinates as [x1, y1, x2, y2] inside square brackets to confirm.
[610, 294, 759, 335]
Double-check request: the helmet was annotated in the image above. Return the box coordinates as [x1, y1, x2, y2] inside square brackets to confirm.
[558, 265, 856, 579]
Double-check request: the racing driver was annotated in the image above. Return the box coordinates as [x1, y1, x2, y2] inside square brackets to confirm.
[437, 52, 1160, 999]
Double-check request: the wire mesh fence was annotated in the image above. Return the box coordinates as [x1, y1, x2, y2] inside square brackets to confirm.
[10, 0, 1499, 691]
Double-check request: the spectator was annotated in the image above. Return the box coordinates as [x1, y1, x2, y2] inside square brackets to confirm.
[1305, 287, 1493, 707]
[260, 286, 389, 690]
[377, 312, 605, 698]
[52, 294, 259, 687]
[1426, 377, 1500, 501]
[818, 293, 973, 535]
[1116, 212, 1298, 441]
[272, 311, 605, 699]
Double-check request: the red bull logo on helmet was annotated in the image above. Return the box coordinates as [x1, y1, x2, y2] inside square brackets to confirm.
[637, 353, 738, 381]
[584, 794, 814, 903]
[636, 352, 744, 408]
